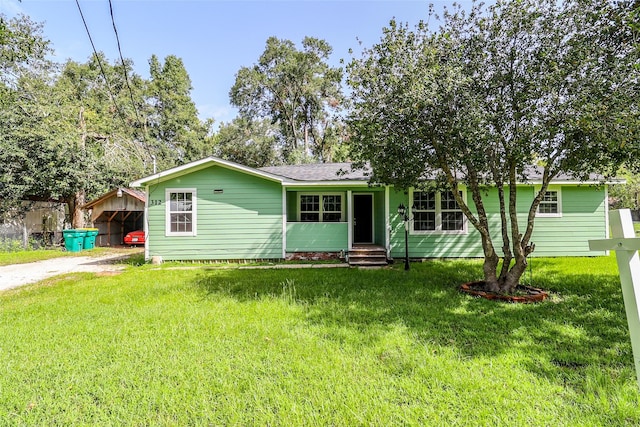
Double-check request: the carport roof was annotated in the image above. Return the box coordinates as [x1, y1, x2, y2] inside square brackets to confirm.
[83, 188, 146, 209]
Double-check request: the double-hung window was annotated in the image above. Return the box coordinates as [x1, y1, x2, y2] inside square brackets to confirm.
[413, 191, 436, 231]
[440, 190, 465, 231]
[536, 187, 562, 217]
[411, 189, 466, 233]
[299, 194, 343, 222]
[166, 188, 197, 236]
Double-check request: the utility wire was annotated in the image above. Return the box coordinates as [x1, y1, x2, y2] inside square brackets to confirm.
[108, 0, 153, 163]
[74, 0, 129, 131]
[108, 0, 143, 132]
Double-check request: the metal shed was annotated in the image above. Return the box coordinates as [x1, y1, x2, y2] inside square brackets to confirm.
[83, 188, 145, 246]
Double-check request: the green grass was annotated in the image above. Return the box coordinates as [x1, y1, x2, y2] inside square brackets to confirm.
[0, 248, 73, 265]
[0, 247, 141, 266]
[1, 255, 638, 425]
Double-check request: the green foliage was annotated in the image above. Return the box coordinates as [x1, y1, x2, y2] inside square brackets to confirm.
[230, 37, 346, 164]
[0, 15, 54, 215]
[609, 168, 640, 210]
[0, 238, 28, 252]
[347, 0, 640, 292]
[0, 13, 50, 83]
[0, 14, 212, 224]
[213, 117, 280, 168]
[0, 256, 639, 424]
[147, 54, 214, 169]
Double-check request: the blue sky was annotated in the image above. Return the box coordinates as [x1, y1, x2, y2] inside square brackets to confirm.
[1, 0, 474, 126]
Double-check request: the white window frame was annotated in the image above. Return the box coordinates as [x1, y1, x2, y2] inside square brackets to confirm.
[409, 188, 467, 235]
[535, 186, 562, 218]
[165, 188, 197, 236]
[298, 193, 345, 223]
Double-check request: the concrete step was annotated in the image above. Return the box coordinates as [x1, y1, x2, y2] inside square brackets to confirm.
[348, 247, 388, 266]
[349, 250, 386, 256]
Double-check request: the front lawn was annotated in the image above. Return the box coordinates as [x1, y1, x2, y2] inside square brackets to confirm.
[0, 256, 638, 425]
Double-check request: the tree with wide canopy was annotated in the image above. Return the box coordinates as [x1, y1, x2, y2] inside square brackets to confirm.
[230, 36, 346, 164]
[0, 14, 214, 228]
[347, 0, 639, 293]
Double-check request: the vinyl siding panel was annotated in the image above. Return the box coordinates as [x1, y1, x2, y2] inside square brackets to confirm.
[286, 222, 349, 252]
[285, 187, 387, 250]
[147, 166, 283, 260]
[389, 185, 608, 259]
[286, 186, 349, 253]
[531, 185, 607, 256]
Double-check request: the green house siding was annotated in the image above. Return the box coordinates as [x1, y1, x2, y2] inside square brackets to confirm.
[389, 189, 484, 258]
[284, 187, 388, 252]
[531, 186, 607, 256]
[389, 185, 608, 259]
[139, 156, 608, 261]
[147, 166, 283, 260]
[286, 222, 349, 252]
[284, 189, 349, 252]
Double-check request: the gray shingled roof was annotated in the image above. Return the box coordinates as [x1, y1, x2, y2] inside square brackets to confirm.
[259, 163, 370, 181]
[259, 162, 611, 183]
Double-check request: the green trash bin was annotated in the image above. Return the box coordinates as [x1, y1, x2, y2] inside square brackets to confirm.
[81, 228, 99, 250]
[63, 229, 86, 252]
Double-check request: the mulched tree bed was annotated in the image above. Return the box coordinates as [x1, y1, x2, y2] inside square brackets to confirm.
[459, 281, 549, 303]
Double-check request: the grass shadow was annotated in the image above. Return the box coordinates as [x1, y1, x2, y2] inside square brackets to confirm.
[193, 257, 634, 395]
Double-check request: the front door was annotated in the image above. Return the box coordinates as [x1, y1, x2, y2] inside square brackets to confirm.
[353, 194, 373, 244]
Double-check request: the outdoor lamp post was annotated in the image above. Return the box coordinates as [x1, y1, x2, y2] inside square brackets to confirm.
[397, 203, 411, 271]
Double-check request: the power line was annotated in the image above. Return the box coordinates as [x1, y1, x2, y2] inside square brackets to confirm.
[108, 0, 144, 134]
[107, 0, 154, 167]
[74, 0, 129, 131]
[75, 0, 155, 172]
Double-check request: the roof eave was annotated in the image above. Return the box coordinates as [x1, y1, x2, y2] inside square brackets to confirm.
[130, 156, 286, 187]
[283, 180, 373, 187]
[525, 180, 619, 185]
[82, 188, 146, 209]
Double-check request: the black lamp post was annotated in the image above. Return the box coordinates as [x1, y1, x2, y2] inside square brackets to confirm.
[397, 203, 410, 271]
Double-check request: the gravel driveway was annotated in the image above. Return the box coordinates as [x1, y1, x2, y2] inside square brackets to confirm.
[0, 253, 131, 292]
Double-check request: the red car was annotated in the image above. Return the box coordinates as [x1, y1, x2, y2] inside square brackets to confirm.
[124, 230, 145, 245]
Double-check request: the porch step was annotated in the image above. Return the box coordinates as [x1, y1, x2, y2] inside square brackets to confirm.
[348, 246, 388, 267]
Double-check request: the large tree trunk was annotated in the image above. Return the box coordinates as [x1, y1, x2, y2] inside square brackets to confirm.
[501, 252, 527, 293]
[483, 252, 501, 292]
[67, 190, 85, 229]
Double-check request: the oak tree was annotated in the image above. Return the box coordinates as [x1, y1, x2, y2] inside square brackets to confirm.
[348, 0, 639, 293]
[230, 36, 345, 163]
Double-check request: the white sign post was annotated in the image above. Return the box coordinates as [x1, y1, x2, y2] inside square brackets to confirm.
[589, 209, 640, 390]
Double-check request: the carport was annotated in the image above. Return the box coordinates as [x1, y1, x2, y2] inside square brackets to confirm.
[83, 188, 145, 246]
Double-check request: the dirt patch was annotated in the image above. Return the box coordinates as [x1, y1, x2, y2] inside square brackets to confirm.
[0, 251, 134, 292]
[459, 281, 549, 303]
